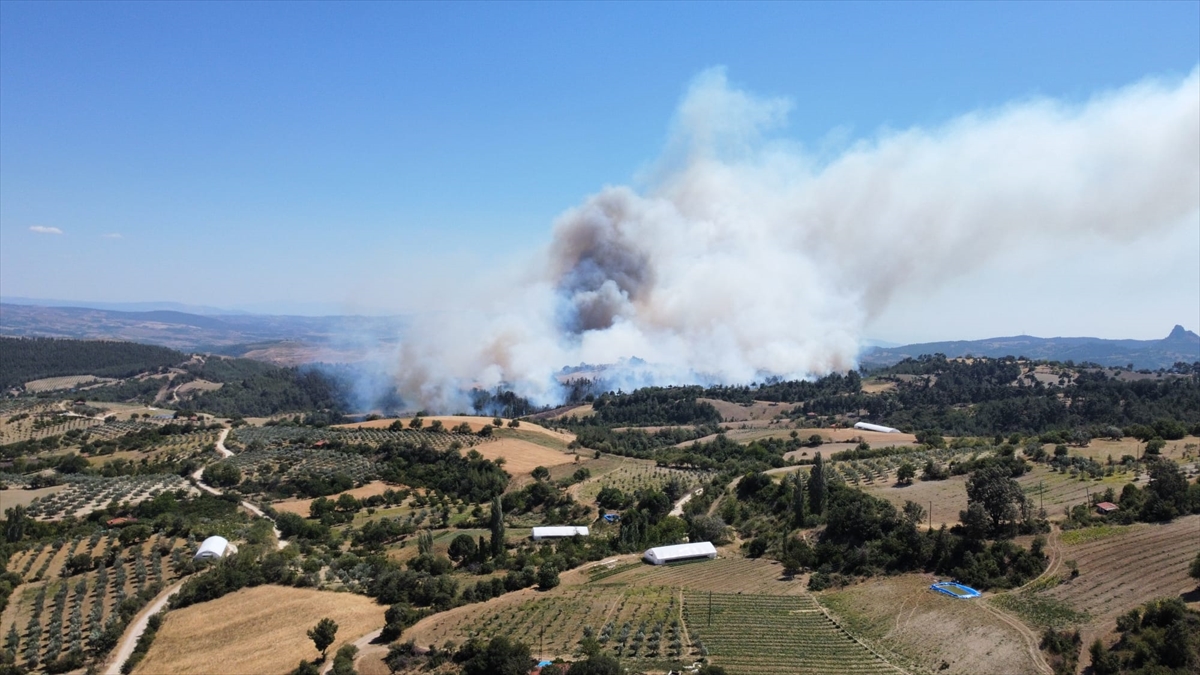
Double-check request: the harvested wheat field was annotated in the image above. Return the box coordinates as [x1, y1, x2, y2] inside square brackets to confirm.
[821, 574, 1044, 675]
[273, 480, 397, 516]
[472, 437, 574, 474]
[337, 416, 575, 442]
[132, 585, 385, 675]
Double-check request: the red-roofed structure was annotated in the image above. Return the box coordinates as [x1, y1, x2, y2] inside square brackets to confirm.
[1095, 502, 1119, 514]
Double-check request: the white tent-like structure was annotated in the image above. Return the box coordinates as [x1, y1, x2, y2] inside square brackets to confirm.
[853, 422, 901, 434]
[531, 526, 589, 541]
[643, 542, 717, 565]
[194, 536, 237, 561]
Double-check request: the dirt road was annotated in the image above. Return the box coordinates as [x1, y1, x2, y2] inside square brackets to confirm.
[103, 580, 186, 675]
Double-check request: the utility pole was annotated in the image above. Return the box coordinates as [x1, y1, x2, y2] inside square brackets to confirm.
[540, 625, 544, 660]
[929, 501, 933, 530]
[708, 591, 712, 627]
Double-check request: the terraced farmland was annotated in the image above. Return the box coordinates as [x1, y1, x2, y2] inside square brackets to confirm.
[683, 592, 902, 674]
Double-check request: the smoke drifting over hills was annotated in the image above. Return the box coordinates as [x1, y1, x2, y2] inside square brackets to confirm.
[395, 67, 1200, 411]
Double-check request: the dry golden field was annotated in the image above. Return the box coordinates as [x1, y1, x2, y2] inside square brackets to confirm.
[132, 585, 386, 675]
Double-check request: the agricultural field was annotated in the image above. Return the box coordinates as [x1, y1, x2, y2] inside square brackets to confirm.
[224, 446, 379, 485]
[1037, 515, 1200, 647]
[684, 591, 902, 675]
[1, 531, 192, 671]
[407, 581, 685, 667]
[574, 461, 715, 504]
[469, 437, 574, 474]
[21, 474, 196, 520]
[821, 575, 1044, 675]
[1058, 435, 1200, 464]
[229, 425, 483, 452]
[131, 585, 386, 675]
[0, 415, 103, 445]
[23, 376, 117, 393]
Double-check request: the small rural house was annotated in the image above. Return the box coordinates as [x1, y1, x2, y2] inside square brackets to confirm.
[194, 535, 237, 561]
[1095, 502, 1119, 515]
[531, 526, 589, 541]
[853, 422, 901, 434]
[643, 541, 717, 565]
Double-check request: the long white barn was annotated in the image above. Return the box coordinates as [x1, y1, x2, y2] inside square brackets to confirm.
[853, 421, 901, 434]
[531, 526, 589, 540]
[643, 541, 717, 565]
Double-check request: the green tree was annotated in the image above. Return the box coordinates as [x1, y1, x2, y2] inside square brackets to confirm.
[292, 660, 321, 675]
[3, 505, 29, 544]
[566, 653, 622, 675]
[808, 453, 827, 516]
[896, 462, 916, 485]
[531, 466, 550, 481]
[457, 635, 533, 675]
[489, 496, 506, 558]
[307, 617, 338, 660]
[4, 623, 19, 658]
[408, 416, 424, 430]
[331, 644, 358, 675]
[448, 534, 478, 563]
[966, 466, 1026, 535]
[790, 471, 807, 526]
[202, 461, 241, 488]
[1190, 550, 1200, 585]
[537, 563, 560, 590]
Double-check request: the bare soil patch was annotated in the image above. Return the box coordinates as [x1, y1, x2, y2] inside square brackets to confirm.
[822, 574, 1043, 675]
[133, 585, 385, 675]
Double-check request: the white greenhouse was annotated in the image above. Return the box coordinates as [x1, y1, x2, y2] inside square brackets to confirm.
[531, 526, 589, 540]
[853, 422, 901, 434]
[194, 535, 237, 561]
[643, 541, 717, 565]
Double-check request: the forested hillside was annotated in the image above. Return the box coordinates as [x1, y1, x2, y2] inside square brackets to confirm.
[0, 336, 184, 390]
[172, 358, 347, 418]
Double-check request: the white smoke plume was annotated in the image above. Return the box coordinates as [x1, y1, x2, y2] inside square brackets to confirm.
[395, 67, 1200, 412]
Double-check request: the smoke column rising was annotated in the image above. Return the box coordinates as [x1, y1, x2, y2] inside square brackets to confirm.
[395, 67, 1200, 411]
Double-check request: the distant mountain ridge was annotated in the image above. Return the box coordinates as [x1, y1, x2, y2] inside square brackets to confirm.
[859, 325, 1200, 370]
[0, 303, 407, 364]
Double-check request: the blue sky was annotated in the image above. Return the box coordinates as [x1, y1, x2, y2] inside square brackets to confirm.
[2, 1, 1198, 342]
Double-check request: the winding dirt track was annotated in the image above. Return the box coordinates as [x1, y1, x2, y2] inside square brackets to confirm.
[109, 428, 290, 674]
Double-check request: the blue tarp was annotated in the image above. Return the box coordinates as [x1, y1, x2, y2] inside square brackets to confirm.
[931, 581, 981, 599]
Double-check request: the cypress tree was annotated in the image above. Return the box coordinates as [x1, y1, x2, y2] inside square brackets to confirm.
[791, 471, 807, 526]
[808, 452, 827, 516]
[488, 496, 506, 558]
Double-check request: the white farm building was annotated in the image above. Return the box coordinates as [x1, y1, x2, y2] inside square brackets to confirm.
[193, 536, 237, 561]
[531, 526, 589, 540]
[643, 541, 717, 565]
[853, 422, 901, 434]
